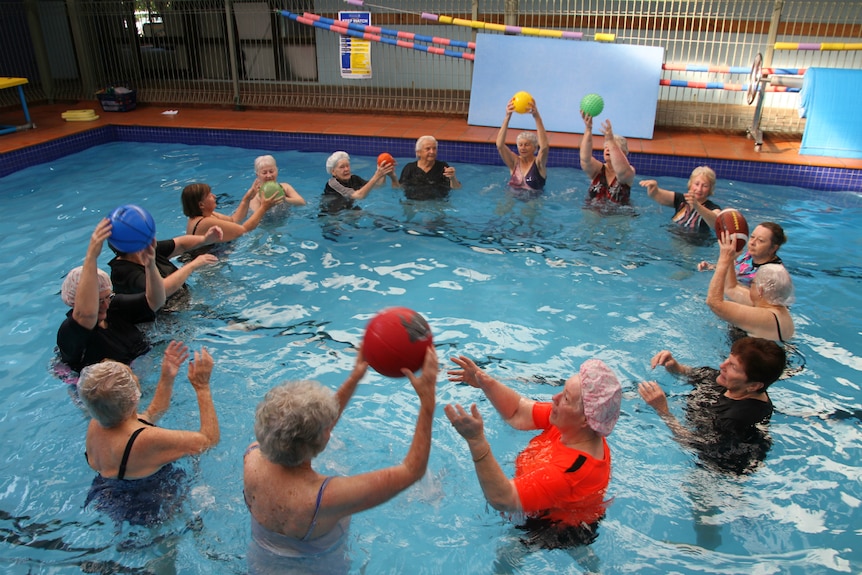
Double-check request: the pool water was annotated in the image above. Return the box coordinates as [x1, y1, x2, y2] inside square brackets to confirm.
[0, 142, 860, 574]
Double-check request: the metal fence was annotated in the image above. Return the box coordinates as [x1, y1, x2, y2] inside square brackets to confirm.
[2, 0, 860, 133]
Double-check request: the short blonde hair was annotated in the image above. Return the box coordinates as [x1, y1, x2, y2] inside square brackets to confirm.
[688, 166, 717, 196]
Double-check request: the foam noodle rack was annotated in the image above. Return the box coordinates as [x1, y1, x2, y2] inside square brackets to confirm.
[280, 11, 474, 60]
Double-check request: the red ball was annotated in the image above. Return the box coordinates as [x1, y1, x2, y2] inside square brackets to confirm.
[377, 152, 395, 167]
[362, 307, 433, 378]
[715, 208, 749, 252]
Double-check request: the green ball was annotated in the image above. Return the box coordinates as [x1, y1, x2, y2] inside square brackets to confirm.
[580, 93, 604, 117]
[260, 181, 284, 200]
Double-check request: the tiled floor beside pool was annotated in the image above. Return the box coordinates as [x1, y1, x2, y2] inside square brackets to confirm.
[1, 102, 860, 191]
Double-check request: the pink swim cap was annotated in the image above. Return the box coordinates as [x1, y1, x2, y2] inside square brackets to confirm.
[580, 359, 622, 436]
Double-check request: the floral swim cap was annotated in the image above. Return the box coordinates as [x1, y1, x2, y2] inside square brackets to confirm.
[580, 359, 622, 437]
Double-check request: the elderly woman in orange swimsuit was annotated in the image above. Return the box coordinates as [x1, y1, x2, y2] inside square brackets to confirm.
[181, 182, 279, 243]
[445, 355, 621, 548]
[707, 230, 795, 342]
[243, 348, 437, 573]
[496, 98, 549, 193]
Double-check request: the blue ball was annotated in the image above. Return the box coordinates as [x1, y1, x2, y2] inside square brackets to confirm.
[108, 204, 156, 254]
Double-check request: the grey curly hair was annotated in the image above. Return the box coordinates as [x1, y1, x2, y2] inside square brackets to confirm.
[77, 360, 141, 428]
[516, 131, 538, 148]
[254, 380, 340, 467]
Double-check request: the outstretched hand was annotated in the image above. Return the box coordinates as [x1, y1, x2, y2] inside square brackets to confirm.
[188, 347, 214, 391]
[638, 381, 670, 415]
[650, 350, 679, 371]
[639, 179, 658, 195]
[601, 119, 614, 139]
[444, 403, 485, 441]
[160, 340, 190, 381]
[448, 355, 484, 389]
[203, 225, 224, 244]
[403, 346, 438, 404]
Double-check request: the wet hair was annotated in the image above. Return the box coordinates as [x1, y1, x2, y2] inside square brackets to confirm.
[754, 263, 795, 306]
[516, 131, 538, 148]
[758, 221, 787, 249]
[254, 380, 339, 467]
[254, 155, 277, 175]
[77, 360, 141, 427]
[688, 166, 717, 196]
[326, 151, 350, 175]
[415, 135, 437, 154]
[181, 183, 211, 217]
[731, 337, 786, 392]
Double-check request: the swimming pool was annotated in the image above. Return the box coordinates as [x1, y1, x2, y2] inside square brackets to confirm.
[1, 141, 860, 574]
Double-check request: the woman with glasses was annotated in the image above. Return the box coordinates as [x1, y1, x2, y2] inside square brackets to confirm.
[57, 218, 166, 372]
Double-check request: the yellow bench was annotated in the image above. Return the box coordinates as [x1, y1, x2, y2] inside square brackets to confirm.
[0, 77, 35, 135]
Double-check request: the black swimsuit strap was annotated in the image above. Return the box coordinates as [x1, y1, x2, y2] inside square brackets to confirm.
[117, 427, 147, 480]
[771, 312, 785, 343]
[191, 217, 204, 235]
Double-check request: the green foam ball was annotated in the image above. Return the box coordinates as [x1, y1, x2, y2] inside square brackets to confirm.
[260, 181, 284, 200]
[580, 93, 604, 117]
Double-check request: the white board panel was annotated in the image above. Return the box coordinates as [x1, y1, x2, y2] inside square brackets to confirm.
[468, 34, 664, 139]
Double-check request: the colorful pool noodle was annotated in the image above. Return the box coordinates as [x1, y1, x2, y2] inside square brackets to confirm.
[280, 11, 474, 60]
[659, 79, 799, 92]
[774, 42, 862, 51]
[342, 0, 614, 42]
[302, 12, 475, 50]
[422, 11, 617, 42]
[663, 64, 807, 75]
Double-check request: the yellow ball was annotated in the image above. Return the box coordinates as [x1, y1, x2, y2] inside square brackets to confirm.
[511, 91, 534, 114]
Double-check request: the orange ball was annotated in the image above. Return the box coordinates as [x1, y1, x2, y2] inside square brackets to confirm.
[377, 152, 395, 167]
[362, 307, 433, 378]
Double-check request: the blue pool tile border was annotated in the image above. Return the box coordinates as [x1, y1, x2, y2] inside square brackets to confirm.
[1, 125, 859, 192]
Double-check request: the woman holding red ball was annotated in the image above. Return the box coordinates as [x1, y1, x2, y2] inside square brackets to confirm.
[320, 150, 396, 214]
